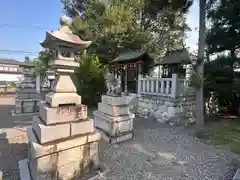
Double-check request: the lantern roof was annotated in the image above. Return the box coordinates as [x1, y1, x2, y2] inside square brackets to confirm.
[40, 15, 92, 49]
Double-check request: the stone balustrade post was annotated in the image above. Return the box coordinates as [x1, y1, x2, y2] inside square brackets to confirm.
[137, 74, 142, 96]
[171, 73, 178, 98]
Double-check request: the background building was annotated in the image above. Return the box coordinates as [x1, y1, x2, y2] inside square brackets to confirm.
[0, 58, 28, 82]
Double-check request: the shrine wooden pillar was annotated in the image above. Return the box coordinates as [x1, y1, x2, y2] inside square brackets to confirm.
[137, 62, 142, 94]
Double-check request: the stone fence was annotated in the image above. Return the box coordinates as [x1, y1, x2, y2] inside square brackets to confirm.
[137, 73, 195, 98]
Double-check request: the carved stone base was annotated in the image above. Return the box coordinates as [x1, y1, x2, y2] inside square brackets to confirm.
[19, 159, 109, 180]
[94, 111, 134, 137]
[96, 127, 134, 144]
[45, 92, 81, 107]
[94, 94, 136, 144]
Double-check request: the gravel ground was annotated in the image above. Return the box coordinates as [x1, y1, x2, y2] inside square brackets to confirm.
[100, 118, 240, 180]
[0, 96, 239, 180]
[0, 96, 31, 180]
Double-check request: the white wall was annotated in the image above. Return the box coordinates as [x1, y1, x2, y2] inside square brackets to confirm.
[0, 73, 23, 82]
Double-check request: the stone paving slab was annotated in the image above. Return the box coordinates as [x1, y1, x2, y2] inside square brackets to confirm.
[0, 96, 239, 180]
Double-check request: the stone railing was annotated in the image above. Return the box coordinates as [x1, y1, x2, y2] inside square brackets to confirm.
[177, 78, 195, 97]
[137, 73, 195, 98]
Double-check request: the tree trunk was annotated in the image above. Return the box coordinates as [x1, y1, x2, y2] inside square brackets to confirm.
[196, 0, 206, 126]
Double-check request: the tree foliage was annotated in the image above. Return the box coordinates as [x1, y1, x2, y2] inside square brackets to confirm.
[32, 49, 52, 77]
[206, 0, 240, 58]
[62, 0, 188, 63]
[204, 55, 240, 112]
[73, 50, 107, 107]
[204, 0, 240, 113]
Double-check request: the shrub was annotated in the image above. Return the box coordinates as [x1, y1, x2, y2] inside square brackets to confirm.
[204, 55, 240, 114]
[72, 50, 107, 107]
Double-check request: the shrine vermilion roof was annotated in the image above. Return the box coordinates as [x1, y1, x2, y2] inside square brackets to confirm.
[40, 16, 92, 49]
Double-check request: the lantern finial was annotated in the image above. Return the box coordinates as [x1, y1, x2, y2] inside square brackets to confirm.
[60, 15, 70, 27]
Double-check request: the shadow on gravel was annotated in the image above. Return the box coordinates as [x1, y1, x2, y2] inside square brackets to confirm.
[0, 132, 28, 180]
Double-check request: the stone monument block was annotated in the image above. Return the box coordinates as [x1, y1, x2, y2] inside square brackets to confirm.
[39, 102, 87, 125]
[45, 92, 81, 107]
[27, 127, 100, 159]
[98, 102, 129, 116]
[94, 111, 134, 136]
[32, 116, 71, 144]
[94, 95, 136, 144]
[28, 142, 99, 180]
[101, 95, 133, 105]
[70, 119, 94, 136]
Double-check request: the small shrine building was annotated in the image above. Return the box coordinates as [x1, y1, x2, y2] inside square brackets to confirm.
[110, 49, 196, 125]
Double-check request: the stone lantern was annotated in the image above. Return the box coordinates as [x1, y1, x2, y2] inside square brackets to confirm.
[40, 15, 92, 106]
[19, 16, 108, 180]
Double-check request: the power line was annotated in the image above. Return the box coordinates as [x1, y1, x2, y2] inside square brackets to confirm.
[0, 49, 39, 55]
[0, 23, 52, 31]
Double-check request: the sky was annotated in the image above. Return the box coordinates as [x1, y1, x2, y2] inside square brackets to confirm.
[0, 0, 199, 62]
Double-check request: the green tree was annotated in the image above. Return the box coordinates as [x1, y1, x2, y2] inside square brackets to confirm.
[206, 0, 240, 64]
[204, 0, 240, 115]
[62, 0, 188, 62]
[73, 50, 107, 106]
[32, 49, 52, 78]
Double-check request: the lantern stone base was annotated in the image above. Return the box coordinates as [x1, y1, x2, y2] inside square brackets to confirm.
[19, 118, 103, 180]
[19, 158, 109, 180]
[19, 88, 102, 180]
[93, 95, 135, 144]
